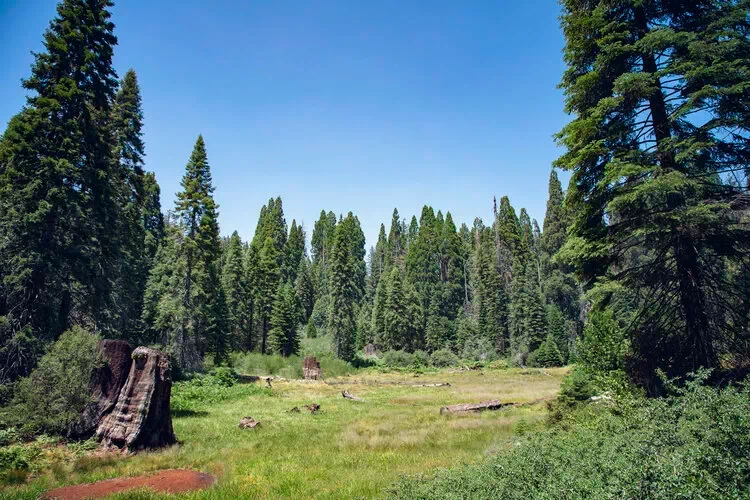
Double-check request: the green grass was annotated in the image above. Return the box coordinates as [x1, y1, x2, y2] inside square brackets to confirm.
[1, 366, 566, 499]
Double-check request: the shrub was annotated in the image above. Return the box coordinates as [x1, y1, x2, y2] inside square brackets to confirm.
[412, 350, 430, 367]
[171, 372, 268, 413]
[382, 350, 413, 368]
[2, 327, 101, 436]
[430, 349, 459, 368]
[578, 310, 629, 373]
[391, 373, 750, 499]
[461, 337, 498, 362]
[211, 366, 236, 387]
[531, 334, 564, 367]
[306, 322, 317, 339]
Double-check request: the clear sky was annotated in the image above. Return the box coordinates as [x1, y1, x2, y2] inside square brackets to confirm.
[1, 0, 570, 249]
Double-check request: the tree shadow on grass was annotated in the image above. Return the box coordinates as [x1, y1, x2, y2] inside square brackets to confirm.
[172, 409, 210, 418]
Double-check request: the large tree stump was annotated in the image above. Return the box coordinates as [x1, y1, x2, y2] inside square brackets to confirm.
[439, 400, 506, 415]
[69, 340, 133, 438]
[303, 356, 322, 380]
[97, 347, 176, 451]
[363, 343, 377, 357]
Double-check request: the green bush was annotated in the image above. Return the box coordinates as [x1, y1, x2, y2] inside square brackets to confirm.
[211, 366, 236, 387]
[1, 327, 101, 436]
[382, 350, 413, 368]
[391, 372, 750, 499]
[530, 334, 564, 367]
[430, 349, 459, 368]
[412, 350, 430, 367]
[229, 350, 354, 379]
[461, 337, 498, 362]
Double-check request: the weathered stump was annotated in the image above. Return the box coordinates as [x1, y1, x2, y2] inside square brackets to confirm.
[238, 417, 260, 429]
[303, 356, 322, 380]
[305, 403, 321, 414]
[69, 340, 133, 438]
[97, 347, 176, 451]
[439, 400, 506, 415]
[363, 343, 377, 357]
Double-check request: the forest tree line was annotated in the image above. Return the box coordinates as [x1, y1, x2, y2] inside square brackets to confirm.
[1, 0, 749, 394]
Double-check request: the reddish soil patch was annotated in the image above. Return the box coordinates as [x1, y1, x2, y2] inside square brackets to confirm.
[43, 469, 215, 499]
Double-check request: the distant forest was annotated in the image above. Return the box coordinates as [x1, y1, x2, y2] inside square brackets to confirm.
[1, 0, 748, 394]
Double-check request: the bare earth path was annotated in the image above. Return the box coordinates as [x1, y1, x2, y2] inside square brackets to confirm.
[43, 469, 215, 499]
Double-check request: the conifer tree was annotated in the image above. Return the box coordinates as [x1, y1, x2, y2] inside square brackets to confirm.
[556, 0, 750, 379]
[196, 199, 229, 361]
[383, 267, 408, 350]
[243, 242, 259, 350]
[0, 0, 121, 349]
[257, 237, 280, 353]
[222, 231, 247, 350]
[369, 224, 388, 294]
[371, 277, 388, 347]
[328, 218, 358, 361]
[294, 258, 315, 323]
[387, 208, 405, 267]
[284, 220, 305, 282]
[269, 282, 300, 357]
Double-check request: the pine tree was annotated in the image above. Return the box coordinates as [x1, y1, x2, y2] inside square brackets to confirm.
[112, 69, 151, 342]
[196, 199, 229, 362]
[0, 0, 120, 349]
[142, 172, 165, 268]
[556, 0, 750, 380]
[243, 242, 259, 351]
[405, 283, 425, 352]
[383, 267, 408, 351]
[269, 282, 300, 357]
[387, 208, 405, 267]
[369, 224, 388, 295]
[328, 218, 358, 361]
[294, 258, 315, 323]
[222, 231, 247, 350]
[284, 220, 305, 283]
[371, 277, 388, 347]
[257, 237, 280, 354]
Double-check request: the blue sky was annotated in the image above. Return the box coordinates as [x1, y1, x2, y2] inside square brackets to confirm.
[1, 0, 570, 249]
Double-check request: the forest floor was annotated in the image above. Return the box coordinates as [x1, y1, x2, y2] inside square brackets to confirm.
[5, 366, 567, 499]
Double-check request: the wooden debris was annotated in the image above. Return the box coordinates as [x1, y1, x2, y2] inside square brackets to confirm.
[265, 377, 273, 389]
[439, 400, 506, 415]
[303, 357, 322, 380]
[415, 382, 450, 387]
[342, 389, 365, 402]
[288, 407, 301, 413]
[238, 417, 261, 429]
[305, 403, 321, 414]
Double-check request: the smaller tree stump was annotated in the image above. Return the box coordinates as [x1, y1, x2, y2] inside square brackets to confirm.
[363, 343, 377, 357]
[305, 403, 321, 414]
[303, 356, 322, 380]
[238, 417, 261, 429]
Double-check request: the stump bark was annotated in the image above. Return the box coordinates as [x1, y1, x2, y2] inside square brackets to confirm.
[69, 340, 133, 438]
[363, 343, 377, 356]
[303, 356, 322, 380]
[97, 347, 176, 451]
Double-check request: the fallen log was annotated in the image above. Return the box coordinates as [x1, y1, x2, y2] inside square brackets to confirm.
[342, 389, 365, 402]
[439, 400, 506, 415]
[414, 382, 450, 387]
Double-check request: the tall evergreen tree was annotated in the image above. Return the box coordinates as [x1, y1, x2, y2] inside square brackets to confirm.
[295, 257, 315, 324]
[328, 218, 358, 361]
[383, 267, 408, 350]
[284, 219, 305, 282]
[0, 0, 120, 352]
[257, 237, 280, 354]
[556, 0, 750, 381]
[269, 282, 300, 357]
[222, 231, 247, 350]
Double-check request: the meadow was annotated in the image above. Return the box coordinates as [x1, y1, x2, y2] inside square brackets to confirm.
[1, 365, 566, 499]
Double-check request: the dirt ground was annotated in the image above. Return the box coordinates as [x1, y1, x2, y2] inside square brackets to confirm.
[43, 469, 215, 499]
